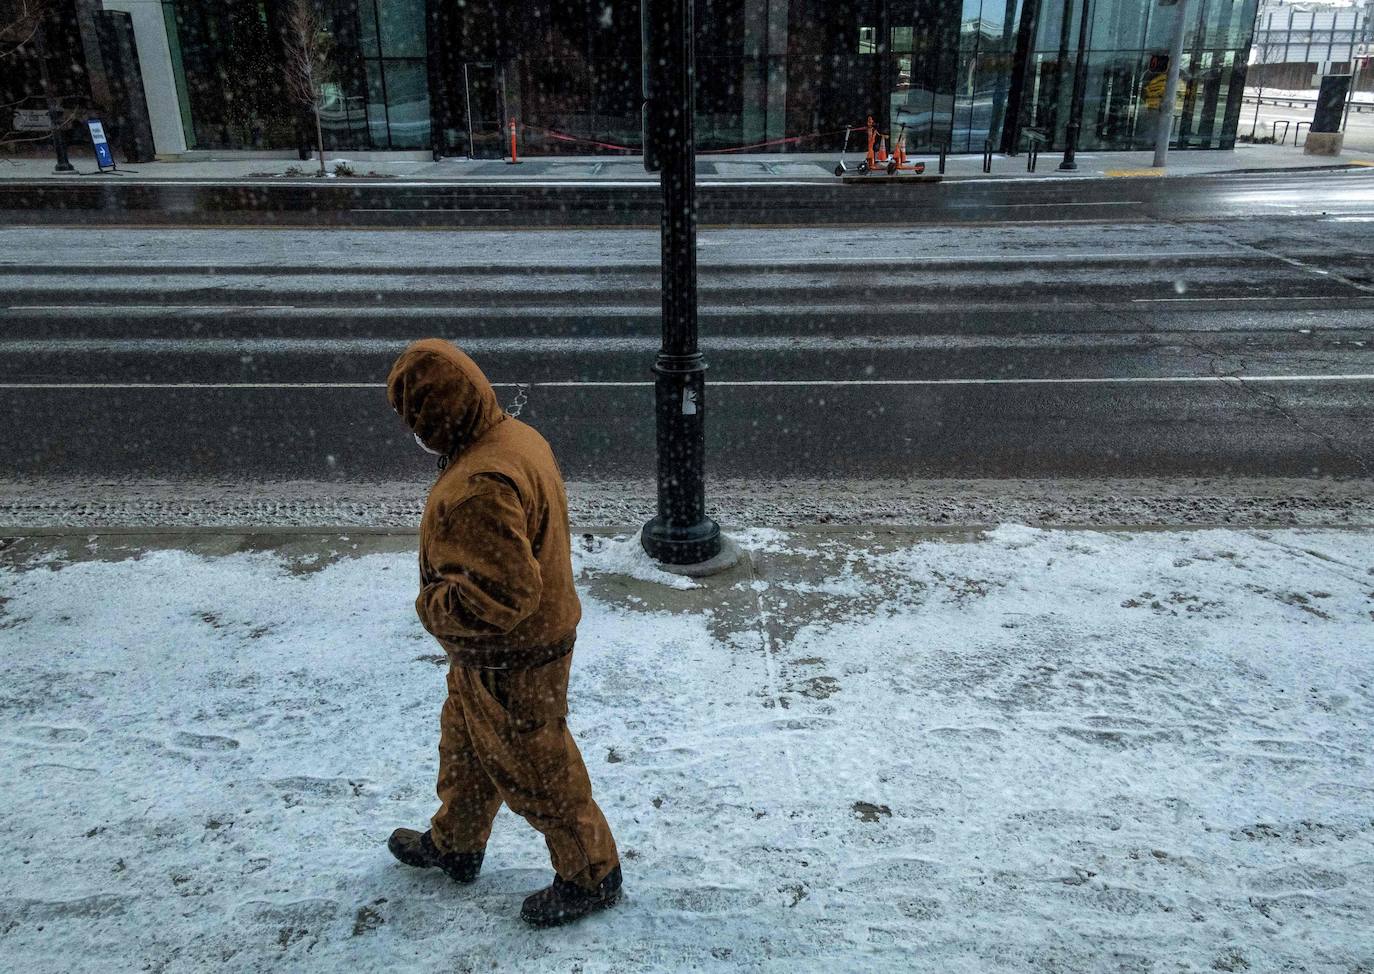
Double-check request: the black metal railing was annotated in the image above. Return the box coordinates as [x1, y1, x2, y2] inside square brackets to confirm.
[1023, 128, 1049, 172]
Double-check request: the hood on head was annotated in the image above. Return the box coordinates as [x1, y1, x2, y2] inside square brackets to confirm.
[387, 339, 505, 458]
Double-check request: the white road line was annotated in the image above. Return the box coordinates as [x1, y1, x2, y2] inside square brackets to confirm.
[1131, 295, 1337, 303]
[1216, 232, 1374, 296]
[962, 200, 1144, 208]
[6, 305, 299, 312]
[3, 375, 1372, 391]
[8, 332, 1350, 355]
[11, 297, 1371, 315]
[351, 208, 510, 213]
[0, 250, 1248, 273]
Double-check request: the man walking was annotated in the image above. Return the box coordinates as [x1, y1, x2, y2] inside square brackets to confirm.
[384, 338, 621, 927]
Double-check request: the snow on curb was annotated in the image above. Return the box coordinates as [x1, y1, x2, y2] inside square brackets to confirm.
[574, 534, 700, 589]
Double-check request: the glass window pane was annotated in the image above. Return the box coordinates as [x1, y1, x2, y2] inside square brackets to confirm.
[358, 0, 380, 58]
[379, 0, 426, 58]
[1033, 0, 1070, 50]
[1144, 2, 1180, 50]
[365, 59, 388, 145]
[980, 0, 1022, 44]
[961, 0, 982, 47]
[1092, 0, 1149, 51]
[381, 58, 431, 148]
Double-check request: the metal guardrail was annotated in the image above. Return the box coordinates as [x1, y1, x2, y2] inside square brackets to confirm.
[1023, 128, 1049, 172]
[1243, 94, 1373, 114]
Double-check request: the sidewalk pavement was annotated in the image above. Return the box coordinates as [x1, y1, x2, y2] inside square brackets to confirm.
[2, 141, 1372, 184]
[1, 524, 1371, 972]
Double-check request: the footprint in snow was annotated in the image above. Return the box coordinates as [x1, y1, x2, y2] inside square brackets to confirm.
[12, 724, 89, 745]
[172, 731, 241, 752]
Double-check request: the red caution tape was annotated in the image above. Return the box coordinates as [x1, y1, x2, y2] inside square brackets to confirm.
[514, 122, 865, 155]
[516, 122, 634, 152]
[701, 127, 854, 154]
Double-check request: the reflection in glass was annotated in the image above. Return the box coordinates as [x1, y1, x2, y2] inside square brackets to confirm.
[155, 0, 1262, 156]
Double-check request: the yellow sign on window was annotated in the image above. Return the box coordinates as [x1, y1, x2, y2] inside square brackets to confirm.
[1143, 74, 1167, 110]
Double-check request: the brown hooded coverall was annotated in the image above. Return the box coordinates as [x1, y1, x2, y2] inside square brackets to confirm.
[387, 339, 619, 890]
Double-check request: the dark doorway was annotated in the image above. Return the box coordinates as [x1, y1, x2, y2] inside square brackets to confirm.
[463, 62, 506, 158]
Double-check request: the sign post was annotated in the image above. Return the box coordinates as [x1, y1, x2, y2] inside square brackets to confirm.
[88, 119, 116, 172]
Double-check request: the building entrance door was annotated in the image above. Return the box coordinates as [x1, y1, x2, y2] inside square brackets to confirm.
[464, 63, 507, 159]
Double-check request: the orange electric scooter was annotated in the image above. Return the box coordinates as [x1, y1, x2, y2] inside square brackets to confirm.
[883, 109, 926, 175]
[834, 114, 926, 176]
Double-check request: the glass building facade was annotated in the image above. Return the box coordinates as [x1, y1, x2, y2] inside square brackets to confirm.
[143, 0, 1261, 155]
[158, 0, 430, 151]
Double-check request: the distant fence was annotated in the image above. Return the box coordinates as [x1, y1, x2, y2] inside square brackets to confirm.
[1242, 94, 1373, 114]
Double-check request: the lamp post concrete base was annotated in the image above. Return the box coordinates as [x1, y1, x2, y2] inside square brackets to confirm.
[652, 533, 743, 578]
[1304, 132, 1345, 155]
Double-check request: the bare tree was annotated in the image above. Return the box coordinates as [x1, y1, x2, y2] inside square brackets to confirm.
[0, 0, 48, 60]
[284, 0, 330, 175]
[1247, 27, 1279, 140]
[0, 0, 79, 161]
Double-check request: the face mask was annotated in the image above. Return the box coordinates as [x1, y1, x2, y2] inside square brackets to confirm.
[414, 432, 440, 456]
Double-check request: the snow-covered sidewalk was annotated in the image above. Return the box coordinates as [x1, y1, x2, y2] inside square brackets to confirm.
[1, 525, 1371, 973]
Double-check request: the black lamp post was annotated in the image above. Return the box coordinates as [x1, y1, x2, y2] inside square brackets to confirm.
[33, 16, 76, 175]
[1059, 0, 1094, 170]
[639, 0, 722, 566]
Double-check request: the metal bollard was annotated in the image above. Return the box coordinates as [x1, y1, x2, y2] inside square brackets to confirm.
[983, 139, 992, 174]
[939, 141, 948, 174]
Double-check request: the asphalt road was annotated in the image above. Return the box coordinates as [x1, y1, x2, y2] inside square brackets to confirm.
[2, 170, 1372, 482]
[3, 165, 1374, 228]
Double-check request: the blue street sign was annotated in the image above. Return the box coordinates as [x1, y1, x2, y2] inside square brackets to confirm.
[88, 118, 114, 170]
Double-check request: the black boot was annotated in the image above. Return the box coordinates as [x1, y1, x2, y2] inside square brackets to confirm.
[387, 828, 483, 884]
[520, 865, 623, 927]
